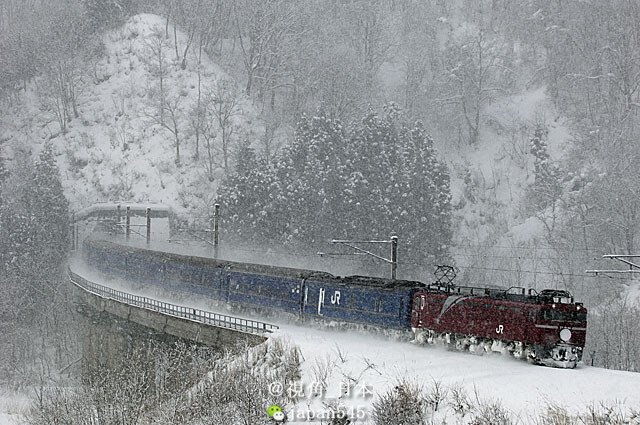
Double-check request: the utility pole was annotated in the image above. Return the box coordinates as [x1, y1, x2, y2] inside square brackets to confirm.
[126, 206, 131, 239]
[212, 203, 220, 247]
[146, 207, 151, 244]
[391, 235, 398, 280]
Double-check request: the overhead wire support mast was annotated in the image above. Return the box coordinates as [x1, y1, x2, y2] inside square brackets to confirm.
[318, 235, 398, 280]
[586, 254, 640, 276]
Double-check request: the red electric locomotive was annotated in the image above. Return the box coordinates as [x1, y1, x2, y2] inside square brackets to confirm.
[411, 279, 587, 368]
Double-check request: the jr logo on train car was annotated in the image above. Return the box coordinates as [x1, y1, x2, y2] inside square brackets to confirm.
[330, 290, 341, 305]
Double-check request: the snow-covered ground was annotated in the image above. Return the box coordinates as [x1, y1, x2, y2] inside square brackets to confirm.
[65, 256, 640, 423]
[0, 390, 28, 425]
[280, 320, 640, 422]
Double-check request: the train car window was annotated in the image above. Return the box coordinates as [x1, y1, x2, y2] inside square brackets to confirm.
[399, 298, 404, 317]
[378, 297, 383, 313]
[167, 265, 181, 281]
[497, 306, 508, 311]
[510, 307, 522, 313]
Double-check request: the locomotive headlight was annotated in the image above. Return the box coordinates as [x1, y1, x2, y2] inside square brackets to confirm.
[552, 303, 556, 309]
[577, 305, 581, 310]
[560, 328, 571, 342]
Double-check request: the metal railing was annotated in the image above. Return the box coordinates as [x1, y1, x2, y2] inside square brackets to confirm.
[68, 269, 278, 335]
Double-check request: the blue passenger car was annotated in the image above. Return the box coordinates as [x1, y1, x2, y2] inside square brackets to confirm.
[164, 259, 228, 301]
[227, 270, 303, 315]
[126, 250, 165, 284]
[302, 277, 418, 329]
[81, 239, 421, 331]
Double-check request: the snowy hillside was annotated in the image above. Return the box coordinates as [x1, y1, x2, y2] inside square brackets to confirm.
[1, 14, 261, 217]
[0, 12, 574, 255]
[449, 86, 571, 241]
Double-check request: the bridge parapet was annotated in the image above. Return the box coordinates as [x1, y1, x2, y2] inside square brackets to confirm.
[68, 269, 278, 345]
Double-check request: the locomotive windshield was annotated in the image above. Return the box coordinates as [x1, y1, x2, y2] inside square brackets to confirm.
[540, 310, 587, 323]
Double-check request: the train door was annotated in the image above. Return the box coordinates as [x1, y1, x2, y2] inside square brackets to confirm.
[318, 288, 325, 316]
[299, 279, 308, 319]
[413, 293, 427, 327]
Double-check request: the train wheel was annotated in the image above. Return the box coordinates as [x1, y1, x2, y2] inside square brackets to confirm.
[445, 333, 457, 351]
[525, 345, 539, 364]
[511, 342, 524, 359]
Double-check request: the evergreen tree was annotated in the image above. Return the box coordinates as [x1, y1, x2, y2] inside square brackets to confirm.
[218, 108, 453, 267]
[398, 120, 452, 261]
[346, 109, 398, 237]
[277, 112, 348, 244]
[528, 125, 562, 211]
[0, 145, 70, 322]
[530, 125, 554, 186]
[21, 144, 70, 268]
[219, 143, 281, 244]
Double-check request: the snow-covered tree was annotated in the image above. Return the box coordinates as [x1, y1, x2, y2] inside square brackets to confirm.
[435, 28, 513, 145]
[22, 144, 70, 266]
[0, 144, 69, 343]
[524, 125, 563, 233]
[219, 108, 452, 265]
[218, 143, 282, 244]
[276, 112, 348, 244]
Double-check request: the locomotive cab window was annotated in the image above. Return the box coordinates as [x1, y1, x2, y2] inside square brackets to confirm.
[540, 310, 565, 321]
[568, 311, 587, 323]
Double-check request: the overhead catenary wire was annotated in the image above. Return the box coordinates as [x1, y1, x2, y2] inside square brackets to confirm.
[156, 235, 634, 282]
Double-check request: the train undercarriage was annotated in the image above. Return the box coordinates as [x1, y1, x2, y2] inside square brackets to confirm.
[411, 328, 581, 369]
